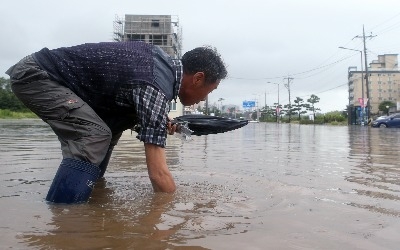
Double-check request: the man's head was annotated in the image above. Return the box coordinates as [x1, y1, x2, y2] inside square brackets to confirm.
[178, 46, 227, 106]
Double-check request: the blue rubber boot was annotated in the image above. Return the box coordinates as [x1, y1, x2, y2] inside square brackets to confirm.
[46, 158, 100, 204]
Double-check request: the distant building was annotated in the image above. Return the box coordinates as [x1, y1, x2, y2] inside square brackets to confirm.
[113, 14, 184, 118]
[347, 54, 400, 124]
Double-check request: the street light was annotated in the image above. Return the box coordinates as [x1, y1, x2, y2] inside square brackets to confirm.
[339, 46, 365, 125]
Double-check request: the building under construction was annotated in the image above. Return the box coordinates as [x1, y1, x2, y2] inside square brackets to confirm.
[113, 14, 184, 117]
[113, 14, 182, 59]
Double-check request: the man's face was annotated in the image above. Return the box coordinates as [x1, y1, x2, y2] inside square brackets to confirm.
[178, 72, 220, 106]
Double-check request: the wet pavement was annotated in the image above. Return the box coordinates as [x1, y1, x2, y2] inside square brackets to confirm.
[1, 119, 400, 249]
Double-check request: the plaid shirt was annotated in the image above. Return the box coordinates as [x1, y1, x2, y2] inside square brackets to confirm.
[133, 60, 182, 147]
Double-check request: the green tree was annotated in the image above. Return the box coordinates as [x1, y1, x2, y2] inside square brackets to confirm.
[0, 77, 28, 111]
[227, 107, 237, 118]
[292, 97, 307, 120]
[307, 94, 320, 121]
[378, 101, 395, 115]
[283, 103, 298, 122]
[260, 105, 276, 122]
[0, 77, 11, 90]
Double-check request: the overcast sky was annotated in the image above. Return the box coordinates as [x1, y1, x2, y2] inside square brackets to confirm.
[2, 0, 400, 112]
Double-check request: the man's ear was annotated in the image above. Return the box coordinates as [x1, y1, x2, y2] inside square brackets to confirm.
[193, 72, 205, 85]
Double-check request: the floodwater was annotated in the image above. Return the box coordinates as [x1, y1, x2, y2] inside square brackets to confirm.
[1, 119, 400, 250]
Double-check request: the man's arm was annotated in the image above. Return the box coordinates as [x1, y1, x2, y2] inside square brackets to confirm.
[144, 143, 176, 193]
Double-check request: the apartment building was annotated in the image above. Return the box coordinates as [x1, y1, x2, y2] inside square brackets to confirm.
[347, 54, 400, 124]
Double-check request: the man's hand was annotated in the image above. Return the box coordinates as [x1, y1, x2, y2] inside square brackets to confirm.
[144, 143, 176, 193]
[167, 118, 178, 135]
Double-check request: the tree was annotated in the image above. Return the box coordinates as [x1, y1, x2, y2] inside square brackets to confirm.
[260, 105, 276, 122]
[228, 107, 236, 118]
[378, 101, 395, 115]
[307, 94, 320, 120]
[293, 97, 307, 120]
[0, 77, 11, 90]
[208, 104, 220, 116]
[283, 103, 297, 122]
[0, 77, 28, 111]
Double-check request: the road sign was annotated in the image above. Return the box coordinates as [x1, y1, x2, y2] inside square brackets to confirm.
[358, 98, 368, 108]
[242, 101, 255, 108]
[242, 101, 256, 108]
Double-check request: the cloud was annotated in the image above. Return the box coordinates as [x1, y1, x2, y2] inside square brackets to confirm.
[2, 0, 400, 112]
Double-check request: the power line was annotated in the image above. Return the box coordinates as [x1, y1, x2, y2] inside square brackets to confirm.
[228, 13, 400, 83]
[313, 82, 348, 95]
[228, 54, 356, 81]
[369, 12, 400, 34]
[294, 82, 348, 99]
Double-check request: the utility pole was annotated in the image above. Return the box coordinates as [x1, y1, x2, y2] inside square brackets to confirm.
[264, 91, 266, 109]
[266, 81, 281, 123]
[277, 83, 280, 123]
[284, 77, 294, 123]
[338, 46, 364, 125]
[217, 97, 224, 116]
[354, 25, 376, 123]
[205, 96, 209, 115]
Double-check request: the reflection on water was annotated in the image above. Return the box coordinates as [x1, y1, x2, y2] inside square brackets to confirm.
[1, 120, 400, 249]
[346, 126, 400, 217]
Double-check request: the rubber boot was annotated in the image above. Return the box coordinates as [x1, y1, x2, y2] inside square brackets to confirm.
[98, 145, 114, 178]
[46, 158, 100, 204]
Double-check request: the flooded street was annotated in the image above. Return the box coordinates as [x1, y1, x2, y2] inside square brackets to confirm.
[1, 119, 400, 249]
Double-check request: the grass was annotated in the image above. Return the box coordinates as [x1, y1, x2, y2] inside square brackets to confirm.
[0, 109, 37, 119]
[328, 121, 348, 126]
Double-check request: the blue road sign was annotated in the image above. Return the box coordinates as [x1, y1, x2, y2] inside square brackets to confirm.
[242, 101, 256, 108]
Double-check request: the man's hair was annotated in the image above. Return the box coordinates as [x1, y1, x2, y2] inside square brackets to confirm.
[181, 46, 227, 83]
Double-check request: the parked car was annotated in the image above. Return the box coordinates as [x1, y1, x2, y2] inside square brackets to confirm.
[371, 113, 400, 128]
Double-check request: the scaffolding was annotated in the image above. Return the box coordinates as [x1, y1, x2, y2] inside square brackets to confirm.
[113, 14, 124, 42]
[113, 14, 182, 59]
